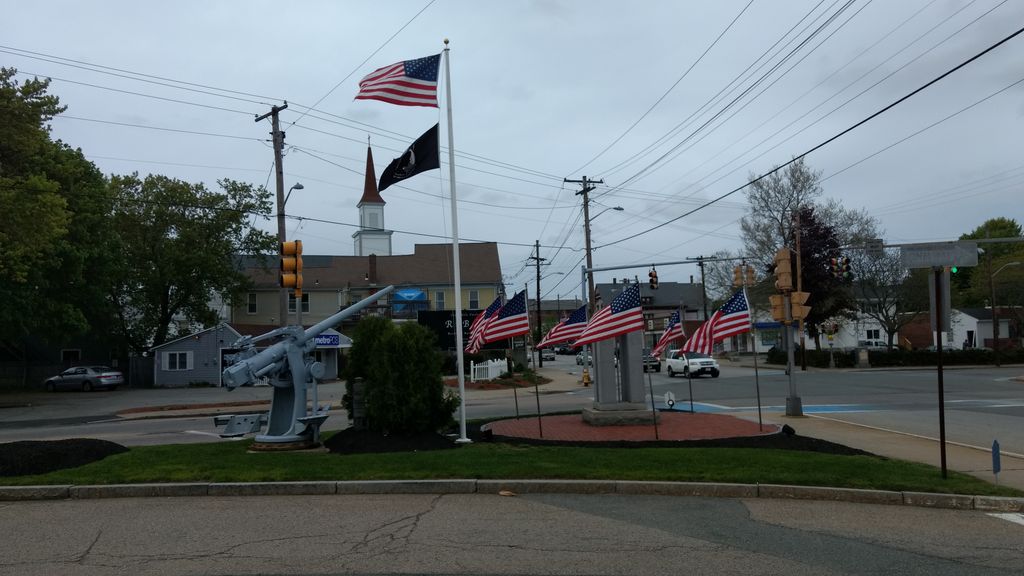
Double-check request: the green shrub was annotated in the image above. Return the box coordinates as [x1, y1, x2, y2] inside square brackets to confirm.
[346, 318, 459, 435]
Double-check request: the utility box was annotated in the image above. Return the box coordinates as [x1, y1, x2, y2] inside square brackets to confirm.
[856, 348, 870, 368]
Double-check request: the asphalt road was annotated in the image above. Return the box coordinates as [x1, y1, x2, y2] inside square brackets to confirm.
[2, 493, 1021, 575]
[1, 356, 1022, 455]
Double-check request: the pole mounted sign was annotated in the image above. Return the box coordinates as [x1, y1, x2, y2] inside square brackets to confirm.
[895, 240, 979, 481]
[899, 241, 978, 269]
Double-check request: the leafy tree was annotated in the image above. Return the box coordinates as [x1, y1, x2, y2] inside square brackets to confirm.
[794, 205, 859, 347]
[955, 218, 1024, 308]
[740, 157, 822, 272]
[0, 69, 120, 364]
[739, 159, 872, 347]
[107, 173, 277, 352]
[346, 317, 459, 435]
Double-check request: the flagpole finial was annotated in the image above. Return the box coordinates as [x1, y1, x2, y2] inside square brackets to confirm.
[443, 38, 449, 45]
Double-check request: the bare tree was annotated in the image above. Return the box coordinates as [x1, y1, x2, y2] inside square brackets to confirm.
[740, 157, 822, 271]
[848, 248, 924, 349]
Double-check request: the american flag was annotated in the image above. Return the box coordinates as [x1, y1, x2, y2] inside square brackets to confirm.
[682, 289, 751, 355]
[536, 305, 588, 349]
[652, 310, 684, 358]
[573, 284, 644, 348]
[481, 290, 530, 343]
[355, 54, 440, 108]
[465, 296, 502, 354]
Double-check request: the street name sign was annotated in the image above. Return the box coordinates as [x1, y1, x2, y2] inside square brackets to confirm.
[899, 241, 978, 269]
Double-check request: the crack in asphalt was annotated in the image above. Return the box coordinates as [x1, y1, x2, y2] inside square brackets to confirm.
[74, 528, 103, 564]
[336, 494, 444, 568]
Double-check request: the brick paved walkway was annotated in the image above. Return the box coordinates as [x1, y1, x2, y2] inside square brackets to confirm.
[487, 411, 779, 442]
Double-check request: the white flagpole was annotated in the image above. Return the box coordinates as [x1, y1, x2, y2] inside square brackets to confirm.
[443, 40, 470, 444]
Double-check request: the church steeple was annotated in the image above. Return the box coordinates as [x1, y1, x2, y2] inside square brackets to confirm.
[353, 142, 393, 256]
[358, 144, 385, 206]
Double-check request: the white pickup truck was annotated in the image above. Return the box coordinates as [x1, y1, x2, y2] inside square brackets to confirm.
[665, 350, 720, 378]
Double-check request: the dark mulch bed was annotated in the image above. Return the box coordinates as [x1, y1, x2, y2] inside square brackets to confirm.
[0, 438, 128, 477]
[324, 421, 873, 457]
[0, 424, 872, 477]
[324, 427, 458, 454]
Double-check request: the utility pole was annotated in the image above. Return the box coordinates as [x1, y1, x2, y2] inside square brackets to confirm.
[697, 256, 709, 321]
[529, 240, 547, 367]
[256, 102, 289, 327]
[564, 176, 603, 312]
[795, 209, 807, 371]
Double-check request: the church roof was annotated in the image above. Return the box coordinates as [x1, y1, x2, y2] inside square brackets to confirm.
[358, 146, 386, 205]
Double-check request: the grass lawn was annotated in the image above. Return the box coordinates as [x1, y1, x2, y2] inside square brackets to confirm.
[5, 436, 1020, 497]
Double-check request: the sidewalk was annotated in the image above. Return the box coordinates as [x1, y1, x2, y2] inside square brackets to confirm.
[773, 412, 1024, 491]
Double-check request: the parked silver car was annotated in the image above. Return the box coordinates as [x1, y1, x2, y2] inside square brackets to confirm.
[44, 366, 124, 391]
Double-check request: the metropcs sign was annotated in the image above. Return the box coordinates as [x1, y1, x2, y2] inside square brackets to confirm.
[314, 334, 340, 347]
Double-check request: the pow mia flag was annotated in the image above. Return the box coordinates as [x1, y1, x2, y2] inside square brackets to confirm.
[378, 123, 440, 192]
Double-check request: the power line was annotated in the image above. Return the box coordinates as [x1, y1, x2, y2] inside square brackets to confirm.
[594, 23, 1024, 249]
[2, 43, 566, 184]
[54, 114, 263, 142]
[590, 0, 832, 179]
[16, 70, 256, 116]
[603, 0, 868, 231]
[286, 0, 435, 128]
[607, 0, 858, 194]
[293, 147, 576, 210]
[569, 0, 756, 175]
[638, 0, 947, 203]
[651, 0, 999, 213]
[821, 74, 1024, 182]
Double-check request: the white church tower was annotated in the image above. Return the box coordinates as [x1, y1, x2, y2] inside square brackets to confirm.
[352, 145, 393, 256]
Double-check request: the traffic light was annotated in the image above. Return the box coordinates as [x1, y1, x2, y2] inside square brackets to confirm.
[829, 257, 840, 278]
[790, 291, 811, 320]
[951, 266, 959, 274]
[648, 267, 659, 290]
[773, 248, 792, 292]
[744, 265, 756, 286]
[839, 257, 852, 280]
[733, 266, 743, 288]
[280, 240, 303, 297]
[769, 294, 786, 322]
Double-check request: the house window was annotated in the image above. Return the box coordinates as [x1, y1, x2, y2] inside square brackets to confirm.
[866, 329, 880, 340]
[247, 293, 257, 314]
[165, 351, 192, 371]
[61, 349, 81, 365]
[469, 290, 479, 309]
[288, 293, 310, 313]
[435, 291, 446, 310]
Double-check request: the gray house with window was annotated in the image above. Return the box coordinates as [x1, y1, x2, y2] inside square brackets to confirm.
[150, 323, 243, 388]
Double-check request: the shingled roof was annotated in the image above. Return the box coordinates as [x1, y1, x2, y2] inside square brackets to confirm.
[240, 242, 502, 289]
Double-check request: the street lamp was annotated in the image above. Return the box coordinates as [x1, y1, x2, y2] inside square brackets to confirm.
[583, 205, 624, 310]
[990, 260, 1021, 367]
[284, 182, 304, 206]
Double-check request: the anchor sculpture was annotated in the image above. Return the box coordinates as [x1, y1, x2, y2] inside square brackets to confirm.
[221, 285, 395, 448]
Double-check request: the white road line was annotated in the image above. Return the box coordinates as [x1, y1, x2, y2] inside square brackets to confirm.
[184, 430, 245, 441]
[988, 513, 1024, 527]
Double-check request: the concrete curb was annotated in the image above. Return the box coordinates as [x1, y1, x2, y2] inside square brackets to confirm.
[2, 480, 1021, 511]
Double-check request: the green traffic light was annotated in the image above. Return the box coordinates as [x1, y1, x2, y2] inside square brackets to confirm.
[951, 266, 958, 274]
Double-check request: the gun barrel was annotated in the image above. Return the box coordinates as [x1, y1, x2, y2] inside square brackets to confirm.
[303, 285, 395, 341]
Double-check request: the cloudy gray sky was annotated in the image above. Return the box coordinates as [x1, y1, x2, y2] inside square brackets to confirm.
[5, 0, 1023, 299]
